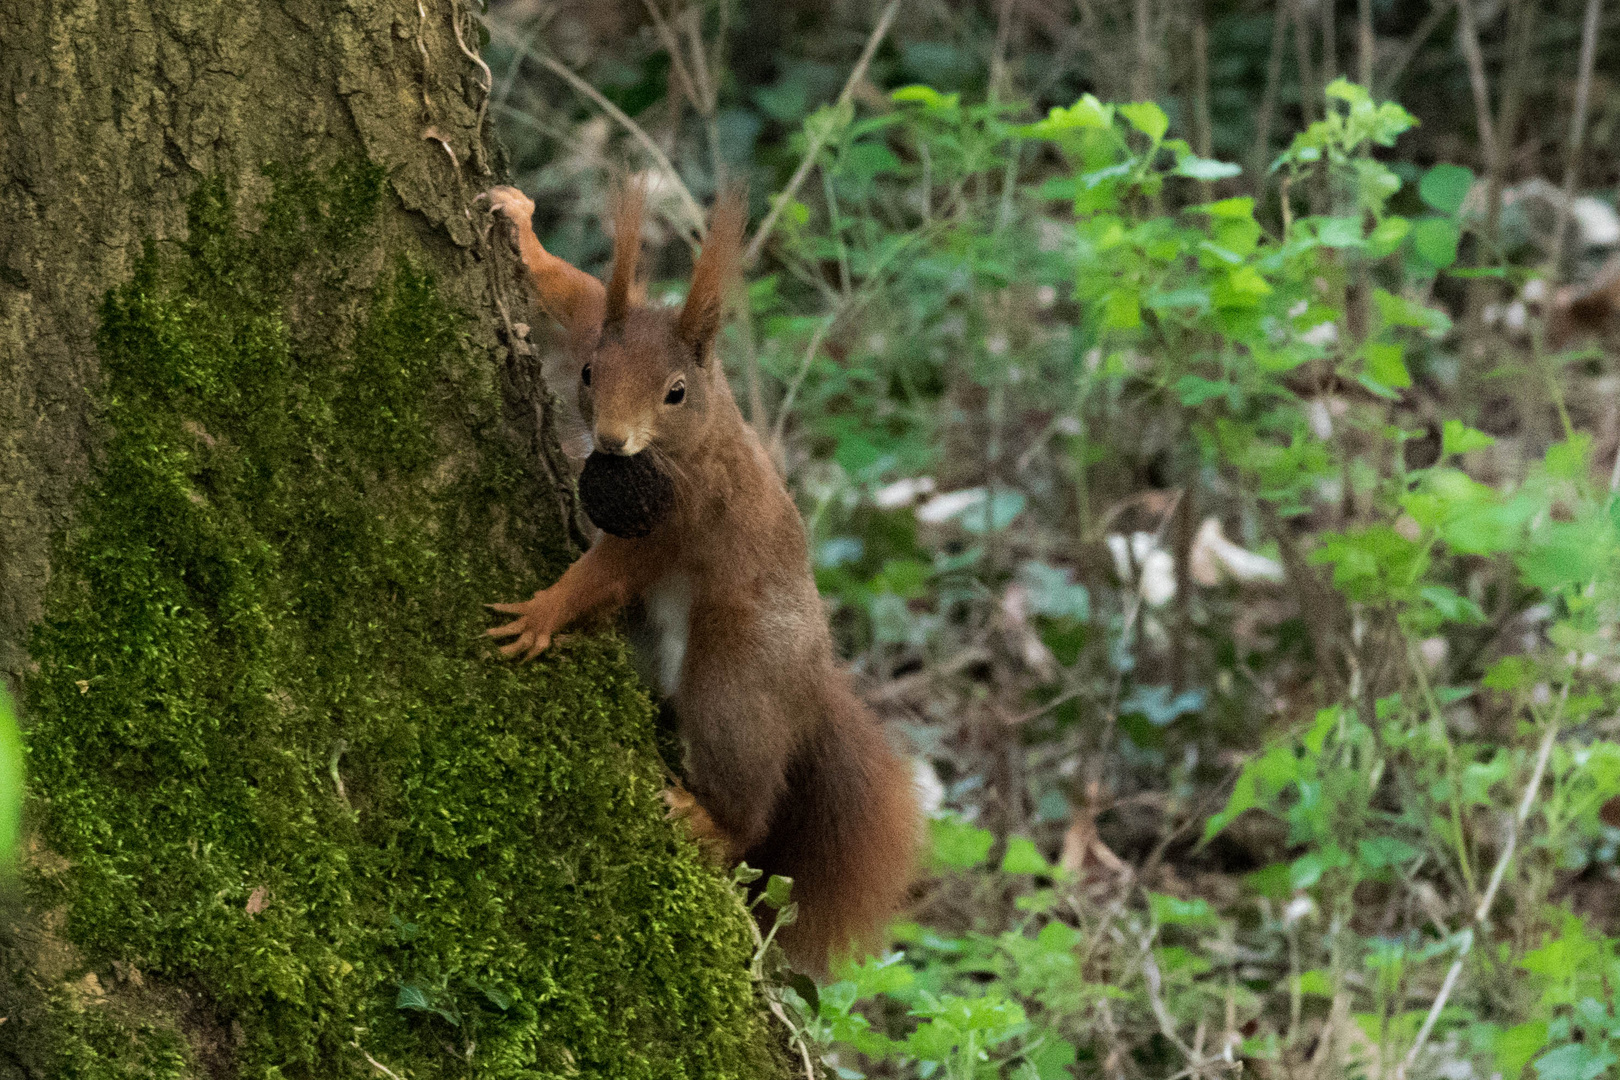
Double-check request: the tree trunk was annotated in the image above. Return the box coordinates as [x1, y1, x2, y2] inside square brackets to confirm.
[0, 1, 785, 1076]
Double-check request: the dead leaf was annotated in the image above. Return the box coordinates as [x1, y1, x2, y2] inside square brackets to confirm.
[246, 886, 268, 916]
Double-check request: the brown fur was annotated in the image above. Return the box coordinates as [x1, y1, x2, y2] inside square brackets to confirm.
[484, 185, 919, 975]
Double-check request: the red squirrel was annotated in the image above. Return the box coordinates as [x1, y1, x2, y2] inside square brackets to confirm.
[482, 183, 918, 976]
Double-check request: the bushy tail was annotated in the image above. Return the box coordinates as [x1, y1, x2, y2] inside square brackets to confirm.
[745, 681, 920, 978]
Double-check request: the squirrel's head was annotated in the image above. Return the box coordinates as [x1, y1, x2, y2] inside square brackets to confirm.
[521, 182, 746, 461]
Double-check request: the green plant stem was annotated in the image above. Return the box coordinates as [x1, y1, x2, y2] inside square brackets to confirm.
[1398, 681, 1568, 1079]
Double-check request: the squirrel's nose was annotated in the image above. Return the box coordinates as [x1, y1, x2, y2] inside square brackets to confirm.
[595, 433, 629, 455]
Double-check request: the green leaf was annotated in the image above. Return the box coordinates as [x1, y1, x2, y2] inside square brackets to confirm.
[1367, 215, 1411, 258]
[1421, 585, 1486, 624]
[1289, 847, 1349, 890]
[1001, 836, 1052, 875]
[1357, 835, 1419, 869]
[1534, 1043, 1617, 1080]
[1442, 420, 1496, 456]
[1483, 656, 1534, 692]
[1120, 101, 1169, 141]
[1102, 287, 1142, 328]
[1519, 516, 1611, 592]
[1317, 216, 1366, 248]
[1027, 1038, 1079, 1080]
[1420, 163, 1475, 216]
[1497, 1021, 1551, 1079]
[1413, 216, 1461, 267]
[1190, 196, 1257, 220]
[1364, 342, 1411, 388]
[1175, 375, 1237, 407]
[1204, 769, 1258, 842]
[931, 815, 995, 870]
[1296, 970, 1335, 997]
[1374, 287, 1452, 336]
[764, 874, 795, 908]
[891, 84, 959, 109]
[1148, 892, 1219, 928]
[396, 984, 433, 1012]
[1545, 432, 1593, 481]
[1017, 94, 1113, 136]
[1173, 152, 1242, 180]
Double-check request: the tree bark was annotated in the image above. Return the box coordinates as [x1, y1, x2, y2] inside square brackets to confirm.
[0, 1, 785, 1076]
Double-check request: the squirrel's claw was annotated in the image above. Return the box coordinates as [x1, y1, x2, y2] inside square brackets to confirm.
[482, 185, 534, 222]
[485, 595, 556, 661]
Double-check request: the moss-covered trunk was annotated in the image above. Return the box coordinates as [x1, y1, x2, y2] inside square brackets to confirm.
[0, 2, 783, 1076]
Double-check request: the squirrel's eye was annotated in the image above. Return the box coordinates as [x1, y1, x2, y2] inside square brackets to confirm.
[665, 381, 686, 405]
[581, 363, 592, 387]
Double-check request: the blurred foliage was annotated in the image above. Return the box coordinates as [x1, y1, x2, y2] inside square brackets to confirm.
[485, 1, 1620, 1076]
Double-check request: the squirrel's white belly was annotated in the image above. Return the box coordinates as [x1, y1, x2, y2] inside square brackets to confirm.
[641, 572, 693, 698]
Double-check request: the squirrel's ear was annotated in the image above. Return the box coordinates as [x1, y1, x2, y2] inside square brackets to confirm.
[604, 179, 646, 327]
[677, 187, 747, 363]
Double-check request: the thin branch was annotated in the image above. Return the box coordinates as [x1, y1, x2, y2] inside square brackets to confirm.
[1378, 0, 1447, 96]
[1358, 0, 1374, 87]
[744, 0, 904, 266]
[536, 52, 707, 234]
[1251, 3, 1288, 186]
[1550, 0, 1605, 277]
[1454, 0, 1498, 167]
[1291, 0, 1318, 125]
[488, 20, 708, 236]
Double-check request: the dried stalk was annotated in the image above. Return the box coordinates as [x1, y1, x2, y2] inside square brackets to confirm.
[1549, 0, 1605, 277]
[1251, 2, 1289, 185]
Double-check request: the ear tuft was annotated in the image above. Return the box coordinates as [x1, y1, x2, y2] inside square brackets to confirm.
[677, 187, 747, 361]
[605, 178, 647, 325]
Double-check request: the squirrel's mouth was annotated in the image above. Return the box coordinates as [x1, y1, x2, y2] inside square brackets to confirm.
[578, 450, 675, 538]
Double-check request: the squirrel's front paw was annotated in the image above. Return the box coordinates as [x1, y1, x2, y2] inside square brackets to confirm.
[485, 590, 558, 661]
[481, 185, 534, 223]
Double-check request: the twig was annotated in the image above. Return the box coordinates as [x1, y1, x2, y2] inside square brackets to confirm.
[743, 0, 903, 266]
[1357, 0, 1374, 87]
[1397, 683, 1568, 1079]
[1250, 2, 1288, 187]
[1291, 0, 1318, 126]
[353, 1042, 408, 1080]
[1132, 0, 1155, 101]
[1454, 0, 1498, 169]
[1549, 0, 1605, 277]
[1378, 0, 1447, 96]
[487, 21, 707, 236]
[536, 52, 707, 234]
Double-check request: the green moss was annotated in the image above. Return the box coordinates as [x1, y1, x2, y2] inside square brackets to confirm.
[18, 168, 781, 1078]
